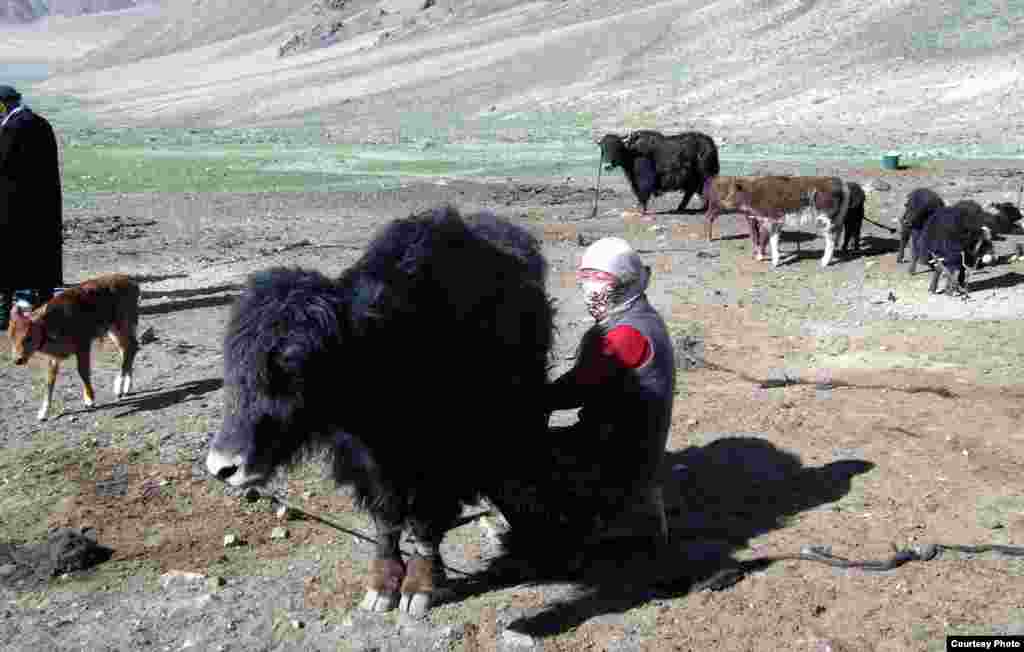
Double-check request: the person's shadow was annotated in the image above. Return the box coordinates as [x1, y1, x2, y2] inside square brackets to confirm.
[444, 435, 873, 638]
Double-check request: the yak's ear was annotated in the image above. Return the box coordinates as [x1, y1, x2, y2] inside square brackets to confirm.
[349, 278, 396, 337]
[351, 279, 384, 319]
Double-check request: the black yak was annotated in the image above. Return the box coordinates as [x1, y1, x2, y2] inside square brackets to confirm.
[988, 201, 1024, 232]
[837, 181, 866, 256]
[897, 188, 945, 264]
[911, 203, 995, 295]
[205, 205, 560, 617]
[598, 129, 720, 214]
[953, 199, 1024, 236]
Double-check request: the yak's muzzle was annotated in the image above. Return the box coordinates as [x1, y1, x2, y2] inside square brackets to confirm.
[205, 448, 265, 487]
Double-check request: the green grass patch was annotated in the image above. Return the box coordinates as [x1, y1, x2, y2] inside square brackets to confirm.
[0, 439, 96, 544]
[977, 495, 1024, 531]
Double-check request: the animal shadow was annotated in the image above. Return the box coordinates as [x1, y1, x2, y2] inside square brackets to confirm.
[133, 273, 190, 284]
[780, 231, 817, 246]
[967, 271, 1024, 292]
[139, 284, 240, 316]
[838, 235, 900, 261]
[63, 377, 224, 418]
[450, 435, 873, 638]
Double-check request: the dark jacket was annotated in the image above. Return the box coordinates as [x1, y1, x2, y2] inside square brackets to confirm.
[0, 106, 62, 290]
[546, 296, 676, 493]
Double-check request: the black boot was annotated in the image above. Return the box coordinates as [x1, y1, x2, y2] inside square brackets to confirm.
[0, 290, 11, 331]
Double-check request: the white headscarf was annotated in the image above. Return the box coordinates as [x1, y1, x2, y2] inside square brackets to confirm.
[577, 237, 650, 322]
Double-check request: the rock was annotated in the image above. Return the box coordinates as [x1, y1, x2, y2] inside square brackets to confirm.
[139, 327, 157, 344]
[160, 570, 206, 588]
[47, 528, 114, 576]
[243, 487, 262, 502]
[290, 619, 304, 629]
[223, 534, 244, 548]
[271, 527, 290, 540]
[502, 629, 536, 648]
[867, 180, 891, 192]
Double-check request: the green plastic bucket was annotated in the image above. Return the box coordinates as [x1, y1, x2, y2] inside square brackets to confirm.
[881, 154, 900, 170]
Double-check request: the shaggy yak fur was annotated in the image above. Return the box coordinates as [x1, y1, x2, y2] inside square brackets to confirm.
[911, 203, 995, 295]
[703, 175, 863, 268]
[897, 188, 945, 264]
[206, 206, 564, 617]
[598, 130, 720, 214]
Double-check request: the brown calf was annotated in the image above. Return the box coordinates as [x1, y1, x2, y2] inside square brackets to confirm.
[8, 274, 141, 421]
[703, 175, 855, 268]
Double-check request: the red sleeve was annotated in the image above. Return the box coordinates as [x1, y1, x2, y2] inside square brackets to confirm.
[573, 325, 652, 384]
[604, 325, 652, 369]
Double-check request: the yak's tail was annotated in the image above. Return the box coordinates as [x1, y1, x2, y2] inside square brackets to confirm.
[700, 140, 721, 178]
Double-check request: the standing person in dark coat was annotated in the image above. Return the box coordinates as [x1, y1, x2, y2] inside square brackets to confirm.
[0, 84, 63, 330]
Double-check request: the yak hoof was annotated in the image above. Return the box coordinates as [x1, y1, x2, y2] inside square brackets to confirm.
[360, 589, 399, 612]
[399, 592, 432, 617]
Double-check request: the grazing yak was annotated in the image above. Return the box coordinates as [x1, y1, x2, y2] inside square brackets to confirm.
[897, 188, 945, 264]
[954, 199, 1024, 236]
[987, 201, 1024, 232]
[598, 130, 720, 214]
[911, 203, 995, 295]
[207, 205, 665, 618]
[703, 175, 864, 268]
[897, 192, 1020, 268]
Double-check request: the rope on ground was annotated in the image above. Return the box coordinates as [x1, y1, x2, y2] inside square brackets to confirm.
[694, 542, 1024, 592]
[255, 488, 487, 577]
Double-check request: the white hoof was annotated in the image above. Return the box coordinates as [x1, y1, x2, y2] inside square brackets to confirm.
[37, 407, 49, 422]
[123, 374, 133, 395]
[359, 589, 398, 612]
[399, 592, 432, 617]
[114, 375, 124, 398]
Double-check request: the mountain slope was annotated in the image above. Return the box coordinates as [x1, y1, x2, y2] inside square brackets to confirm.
[5, 0, 1023, 150]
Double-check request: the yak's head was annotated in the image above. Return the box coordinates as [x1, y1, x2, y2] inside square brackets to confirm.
[990, 202, 1023, 229]
[901, 188, 945, 228]
[597, 134, 630, 171]
[206, 268, 347, 488]
[970, 225, 995, 268]
[8, 304, 43, 366]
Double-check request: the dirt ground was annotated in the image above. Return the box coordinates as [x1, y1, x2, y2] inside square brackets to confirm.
[2, 159, 1024, 652]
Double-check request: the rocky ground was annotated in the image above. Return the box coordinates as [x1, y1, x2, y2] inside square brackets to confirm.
[2, 158, 1024, 651]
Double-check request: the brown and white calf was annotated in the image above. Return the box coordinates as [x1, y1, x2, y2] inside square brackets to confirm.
[8, 274, 140, 421]
[703, 175, 861, 268]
